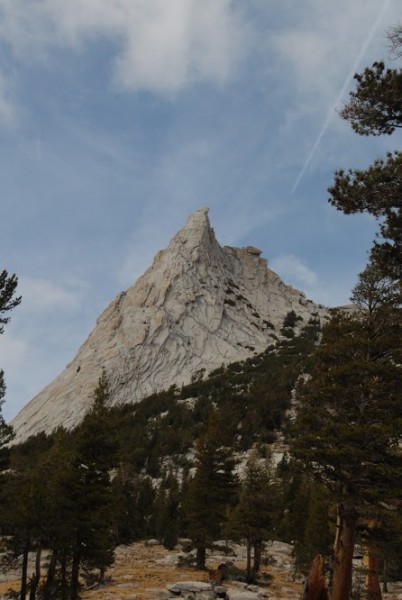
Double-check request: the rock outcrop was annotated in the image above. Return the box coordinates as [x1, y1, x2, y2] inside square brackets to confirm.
[11, 208, 327, 442]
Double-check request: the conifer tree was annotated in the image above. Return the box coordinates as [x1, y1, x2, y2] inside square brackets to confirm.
[0, 371, 14, 467]
[339, 60, 402, 135]
[31, 372, 119, 600]
[0, 434, 54, 600]
[154, 471, 181, 549]
[0, 270, 21, 334]
[184, 415, 238, 569]
[330, 28, 402, 282]
[301, 485, 332, 572]
[0, 270, 20, 592]
[290, 266, 402, 600]
[112, 468, 155, 544]
[0, 270, 21, 455]
[329, 152, 402, 282]
[67, 370, 118, 599]
[3, 452, 46, 600]
[37, 429, 78, 600]
[229, 450, 275, 582]
[322, 35, 402, 592]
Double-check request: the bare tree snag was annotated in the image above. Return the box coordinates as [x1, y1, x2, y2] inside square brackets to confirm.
[364, 519, 382, 600]
[331, 502, 357, 600]
[301, 554, 328, 600]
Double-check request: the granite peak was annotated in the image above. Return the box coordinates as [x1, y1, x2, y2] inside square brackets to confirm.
[11, 208, 327, 442]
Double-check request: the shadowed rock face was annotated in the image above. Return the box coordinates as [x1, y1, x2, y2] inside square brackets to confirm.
[11, 208, 326, 442]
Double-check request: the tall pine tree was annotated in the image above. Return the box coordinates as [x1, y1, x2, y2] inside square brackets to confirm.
[290, 266, 402, 600]
[229, 450, 276, 582]
[184, 415, 238, 569]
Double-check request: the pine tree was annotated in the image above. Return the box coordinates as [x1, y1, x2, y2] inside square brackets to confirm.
[29, 372, 120, 600]
[0, 434, 55, 600]
[0, 269, 20, 456]
[184, 415, 238, 569]
[339, 61, 402, 136]
[37, 429, 78, 600]
[2, 454, 46, 600]
[302, 485, 332, 572]
[67, 370, 118, 599]
[0, 269, 20, 592]
[328, 152, 402, 282]
[112, 467, 156, 544]
[0, 370, 14, 466]
[290, 266, 402, 600]
[229, 450, 276, 582]
[0, 269, 21, 334]
[154, 471, 181, 549]
[329, 28, 402, 283]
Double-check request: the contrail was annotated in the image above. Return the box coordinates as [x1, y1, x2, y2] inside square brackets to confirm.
[291, 0, 391, 195]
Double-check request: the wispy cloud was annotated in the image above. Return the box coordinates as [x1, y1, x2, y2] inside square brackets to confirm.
[0, 73, 17, 125]
[18, 277, 88, 312]
[270, 254, 318, 287]
[0, 334, 28, 379]
[0, 0, 250, 97]
[291, 0, 392, 194]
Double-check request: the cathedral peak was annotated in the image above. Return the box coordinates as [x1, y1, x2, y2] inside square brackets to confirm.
[11, 209, 327, 442]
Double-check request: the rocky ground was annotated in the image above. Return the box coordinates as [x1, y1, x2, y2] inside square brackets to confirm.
[1, 540, 402, 600]
[82, 540, 302, 600]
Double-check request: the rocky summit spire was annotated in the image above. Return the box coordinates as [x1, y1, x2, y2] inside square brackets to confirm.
[11, 209, 327, 442]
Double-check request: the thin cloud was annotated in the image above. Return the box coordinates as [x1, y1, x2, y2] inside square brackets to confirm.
[270, 255, 318, 287]
[0, 0, 249, 96]
[291, 0, 391, 194]
[0, 335, 28, 379]
[0, 73, 17, 125]
[19, 277, 87, 312]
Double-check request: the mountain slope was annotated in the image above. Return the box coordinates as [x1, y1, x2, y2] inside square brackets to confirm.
[11, 208, 327, 442]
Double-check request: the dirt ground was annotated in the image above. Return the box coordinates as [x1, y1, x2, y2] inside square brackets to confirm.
[3, 543, 402, 600]
[0, 542, 301, 600]
[82, 542, 302, 600]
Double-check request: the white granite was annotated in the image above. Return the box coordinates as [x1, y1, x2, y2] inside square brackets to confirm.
[11, 208, 327, 442]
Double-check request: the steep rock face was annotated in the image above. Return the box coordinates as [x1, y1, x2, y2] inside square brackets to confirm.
[12, 208, 327, 442]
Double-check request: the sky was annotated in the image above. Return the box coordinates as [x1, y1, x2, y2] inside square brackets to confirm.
[1, 0, 401, 421]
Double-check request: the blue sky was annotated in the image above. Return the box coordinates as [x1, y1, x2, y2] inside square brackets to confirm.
[1, 0, 401, 421]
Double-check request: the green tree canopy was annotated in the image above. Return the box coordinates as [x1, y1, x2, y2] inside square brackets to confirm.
[0, 269, 20, 460]
[331, 28, 402, 284]
[0, 269, 21, 334]
[184, 415, 238, 569]
[328, 152, 402, 282]
[229, 450, 276, 581]
[340, 61, 402, 135]
[290, 266, 402, 600]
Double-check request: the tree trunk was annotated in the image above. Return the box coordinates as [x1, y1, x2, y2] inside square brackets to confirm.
[364, 520, 382, 600]
[365, 547, 382, 600]
[253, 541, 262, 577]
[331, 502, 357, 600]
[246, 538, 252, 582]
[42, 551, 57, 600]
[20, 543, 29, 600]
[301, 554, 328, 600]
[196, 546, 206, 570]
[382, 559, 388, 594]
[29, 547, 42, 600]
[70, 550, 81, 600]
[61, 554, 68, 600]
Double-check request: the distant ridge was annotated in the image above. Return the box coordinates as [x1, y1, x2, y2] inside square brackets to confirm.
[11, 208, 327, 442]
